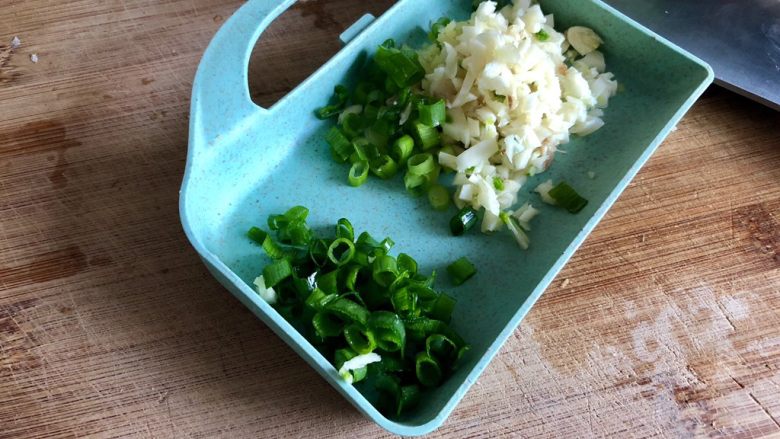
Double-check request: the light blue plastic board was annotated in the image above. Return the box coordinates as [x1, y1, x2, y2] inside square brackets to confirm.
[180, 0, 713, 435]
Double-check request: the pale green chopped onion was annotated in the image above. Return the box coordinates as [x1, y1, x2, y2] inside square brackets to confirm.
[338, 352, 382, 384]
[500, 212, 530, 249]
[438, 151, 458, 171]
[253, 275, 278, 305]
[427, 185, 451, 211]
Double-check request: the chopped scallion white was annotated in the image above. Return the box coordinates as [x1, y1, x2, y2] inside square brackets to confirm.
[253, 275, 278, 305]
[338, 352, 381, 384]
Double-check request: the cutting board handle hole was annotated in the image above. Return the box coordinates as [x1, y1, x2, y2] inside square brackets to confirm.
[249, 0, 395, 108]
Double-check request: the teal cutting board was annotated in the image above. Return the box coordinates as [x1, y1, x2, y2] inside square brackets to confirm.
[180, 0, 713, 435]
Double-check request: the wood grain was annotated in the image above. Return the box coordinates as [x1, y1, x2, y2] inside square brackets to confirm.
[1, 1, 779, 438]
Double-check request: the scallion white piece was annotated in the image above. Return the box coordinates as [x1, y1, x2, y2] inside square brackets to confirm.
[253, 275, 278, 305]
[338, 352, 381, 384]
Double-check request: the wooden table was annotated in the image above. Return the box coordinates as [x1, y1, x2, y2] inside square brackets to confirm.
[2, 1, 779, 437]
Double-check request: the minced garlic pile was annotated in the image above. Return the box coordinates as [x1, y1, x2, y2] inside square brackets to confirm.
[418, 0, 618, 233]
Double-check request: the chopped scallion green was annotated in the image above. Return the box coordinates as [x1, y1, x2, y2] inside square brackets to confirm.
[417, 99, 447, 127]
[407, 153, 436, 176]
[344, 323, 377, 354]
[427, 184, 451, 211]
[397, 253, 418, 275]
[415, 352, 443, 387]
[449, 207, 478, 236]
[262, 259, 292, 288]
[369, 311, 406, 352]
[327, 238, 356, 266]
[247, 208, 470, 418]
[412, 122, 441, 150]
[336, 218, 354, 241]
[397, 385, 421, 416]
[446, 257, 476, 286]
[404, 172, 428, 197]
[248, 227, 289, 260]
[493, 176, 505, 191]
[348, 161, 370, 187]
[326, 127, 353, 163]
[374, 45, 425, 88]
[370, 155, 399, 180]
[391, 135, 414, 165]
[315, 85, 349, 119]
[429, 293, 457, 323]
[372, 254, 398, 288]
[313, 311, 343, 338]
[325, 297, 370, 326]
[549, 181, 588, 213]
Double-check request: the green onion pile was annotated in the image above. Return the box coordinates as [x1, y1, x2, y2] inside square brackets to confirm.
[317, 39, 451, 209]
[248, 207, 471, 417]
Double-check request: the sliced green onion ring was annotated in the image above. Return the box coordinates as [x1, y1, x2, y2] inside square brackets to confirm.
[349, 160, 370, 187]
[412, 122, 441, 150]
[397, 253, 418, 275]
[392, 135, 414, 165]
[285, 208, 310, 223]
[370, 155, 399, 180]
[372, 255, 398, 288]
[327, 238, 356, 266]
[325, 297, 369, 326]
[429, 293, 457, 323]
[446, 257, 476, 286]
[415, 352, 443, 387]
[417, 99, 446, 127]
[449, 207, 478, 236]
[414, 286, 439, 313]
[404, 172, 428, 197]
[336, 218, 354, 241]
[304, 288, 334, 311]
[391, 287, 418, 318]
[285, 221, 312, 246]
[317, 270, 339, 295]
[247, 227, 289, 260]
[378, 237, 395, 255]
[426, 334, 457, 364]
[549, 181, 589, 213]
[313, 311, 343, 338]
[427, 184, 450, 211]
[262, 259, 292, 288]
[373, 373, 401, 415]
[344, 323, 377, 354]
[407, 153, 436, 176]
[344, 266, 361, 291]
[341, 112, 364, 138]
[493, 176, 505, 191]
[326, 127, 353, 163]
[403, 317, 445, 341]
[369, 311, 406, 353]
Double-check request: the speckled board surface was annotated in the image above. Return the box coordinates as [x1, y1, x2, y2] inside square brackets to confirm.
[180, 0, 712, 434]
[2, 0, 780, 437]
